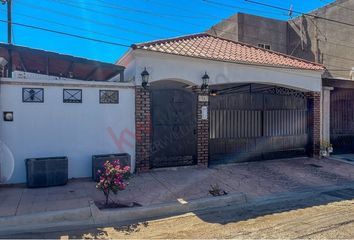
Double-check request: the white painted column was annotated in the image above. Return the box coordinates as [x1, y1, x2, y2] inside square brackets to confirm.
[322, 86, 333, 144]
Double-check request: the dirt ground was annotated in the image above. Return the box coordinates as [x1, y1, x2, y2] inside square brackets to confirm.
[5, 192, 354, 239]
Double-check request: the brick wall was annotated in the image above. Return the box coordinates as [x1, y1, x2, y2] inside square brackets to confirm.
[195, 88, 209, 166]
[135, 86, 151, 172]
[307, 91, 321, 158]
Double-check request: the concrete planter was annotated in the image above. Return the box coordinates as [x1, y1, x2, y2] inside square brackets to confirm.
[92, 153, 131, 181]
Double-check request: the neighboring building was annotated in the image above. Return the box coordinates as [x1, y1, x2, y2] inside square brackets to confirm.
[0, 44, 135, 183]
[208, 0, 354, 80]
[118, 33, 324, 172]
[208, 13, 288, 54]
[208, 0, 354, 154]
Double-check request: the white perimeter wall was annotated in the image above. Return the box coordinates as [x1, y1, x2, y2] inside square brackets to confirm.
[0, 78, 135, 184]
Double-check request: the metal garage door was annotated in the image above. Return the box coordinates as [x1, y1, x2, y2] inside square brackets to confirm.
[209, 85, 310, 164]
[330, 88, 354, 154]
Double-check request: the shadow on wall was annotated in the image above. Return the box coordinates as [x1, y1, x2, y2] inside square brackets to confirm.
[288, 16, 316, 63]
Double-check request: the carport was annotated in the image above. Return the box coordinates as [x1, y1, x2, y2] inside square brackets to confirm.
[209, 83, 310, 164]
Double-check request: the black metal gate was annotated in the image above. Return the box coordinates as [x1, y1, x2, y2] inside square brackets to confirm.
[210, 85, 310, 164]
[330, 88, 354, 154]
[151, 88, 197, 168]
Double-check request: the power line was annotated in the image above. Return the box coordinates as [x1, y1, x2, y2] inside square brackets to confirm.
[45, 0, 221, 34]
[202, 0, 288, 17]
[0, 19, 131, 48]
[19, 0, 354, 54]
[74, 0, 213, 20]
[67, 0, 207, 29]
[24, 0, 354, 55]
[202, 0, 354, 54]
[15, 0, 162, 38]
[9, 0, 354, 71]
[49, 0, 354, 53]
[0, 19, 327, 75]
[0, 8, 135, 43]
[12, 0, 285, 50]
[141, 0, 220, 19]
[28, 0, 289, 44]
[244, 0, 354, 28]
[45, 0, 187, 34]
[0, 21, 329, 76]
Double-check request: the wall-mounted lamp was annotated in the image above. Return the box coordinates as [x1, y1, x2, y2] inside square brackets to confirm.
[201, 71, 209, 91]
[210, 89, 218, 96]
[141, 67, 149, 89]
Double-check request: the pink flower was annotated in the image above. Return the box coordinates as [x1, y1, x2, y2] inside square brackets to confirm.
[96, 160, 131, 205]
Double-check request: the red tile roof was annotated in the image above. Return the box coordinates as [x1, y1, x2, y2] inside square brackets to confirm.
[132, 33, 324, 71]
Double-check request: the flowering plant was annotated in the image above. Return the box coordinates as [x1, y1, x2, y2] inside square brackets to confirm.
[96, 160, 131, 206]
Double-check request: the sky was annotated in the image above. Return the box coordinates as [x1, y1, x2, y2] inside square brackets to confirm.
[0, 0, 335, 63]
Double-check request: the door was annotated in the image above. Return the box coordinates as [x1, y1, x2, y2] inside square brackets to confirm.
[151, 89, 197, 168]
[330, 88, 354, 154]
[209, 86, 310, 164]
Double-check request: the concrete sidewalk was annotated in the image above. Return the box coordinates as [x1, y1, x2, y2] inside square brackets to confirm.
[1, 157, 354, 218]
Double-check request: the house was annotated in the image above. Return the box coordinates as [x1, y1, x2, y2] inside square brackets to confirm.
[208, 0, 354, 154]
[0, 44, 135, 183]
[118, 33, 324, 172]
[0, 32, 325, 184]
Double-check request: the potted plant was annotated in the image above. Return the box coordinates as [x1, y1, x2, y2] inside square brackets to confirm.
[320, 141, 333, 157]
[327, 144, 334, 154]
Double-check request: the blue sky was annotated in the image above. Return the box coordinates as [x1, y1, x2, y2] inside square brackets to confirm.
[0, 0, 335, 63]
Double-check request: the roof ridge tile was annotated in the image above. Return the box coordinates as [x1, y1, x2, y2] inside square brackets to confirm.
[132, 33, 324, 71]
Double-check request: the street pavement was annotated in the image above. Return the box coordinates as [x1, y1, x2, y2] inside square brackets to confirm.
[4, 189, 354, 239]
[2, 157, 354, 217]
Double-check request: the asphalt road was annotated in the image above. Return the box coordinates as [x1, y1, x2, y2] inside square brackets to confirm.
[4, 192, 354, 239]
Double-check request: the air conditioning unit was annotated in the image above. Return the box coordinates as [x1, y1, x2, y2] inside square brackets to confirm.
[25, 157, 68, 188]
[92, 153, 131, 182]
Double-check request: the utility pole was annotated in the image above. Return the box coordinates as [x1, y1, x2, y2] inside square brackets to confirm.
[2, 0, 12, 77]
[7, 0, 12, 45]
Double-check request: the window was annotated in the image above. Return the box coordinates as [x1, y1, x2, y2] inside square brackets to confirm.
[258, 43, 271, 50]
[22, 88, 44, 103]
[63, 89, 82, 103]
[99, 90, 119, 104]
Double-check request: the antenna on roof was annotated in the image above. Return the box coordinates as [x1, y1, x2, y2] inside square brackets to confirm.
[288, 4, 293, 17]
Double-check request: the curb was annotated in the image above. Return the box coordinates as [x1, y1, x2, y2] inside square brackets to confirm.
[2, 184, 354, 236]
[0, 192, 246, 236]
[0, 206, 94, 235]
